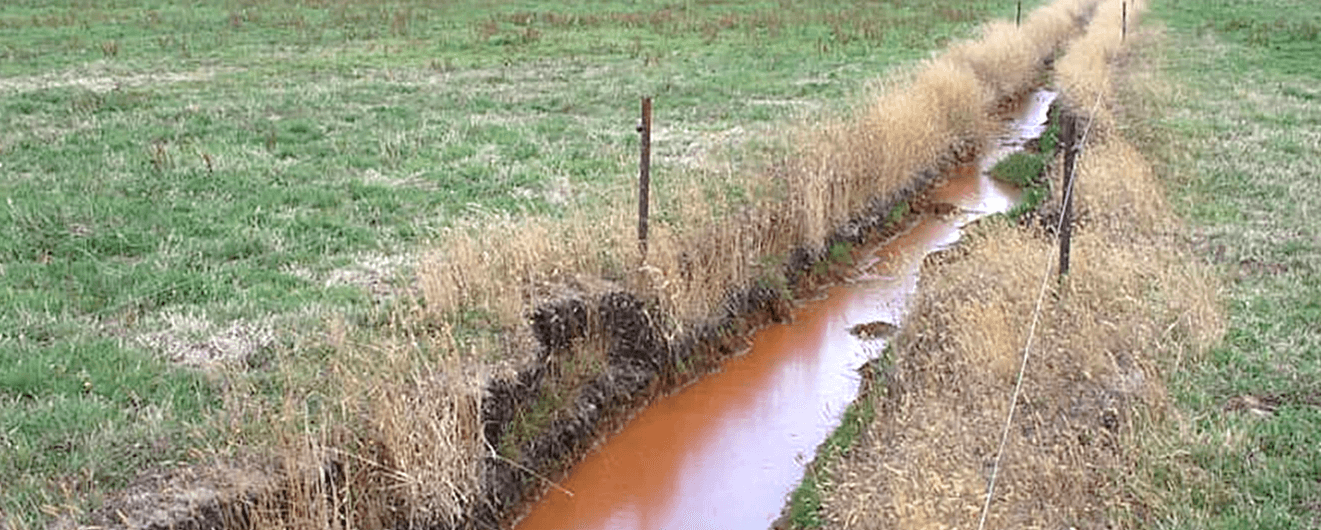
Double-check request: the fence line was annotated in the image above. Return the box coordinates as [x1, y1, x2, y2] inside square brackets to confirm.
[974, 90, 1103, 530]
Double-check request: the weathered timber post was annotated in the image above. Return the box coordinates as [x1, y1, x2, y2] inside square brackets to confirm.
[1122, 1, 1128, 40]
[637, 97, 652, 259]
[1058, 110, 1078, 278]
[1016, 0, 1022, 27]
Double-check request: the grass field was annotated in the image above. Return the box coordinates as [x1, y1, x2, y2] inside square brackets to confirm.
[1126, 0, 1321, 527]
[0, 1, 1046, 527]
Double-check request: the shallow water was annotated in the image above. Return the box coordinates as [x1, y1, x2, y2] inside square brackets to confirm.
[514, 89, 1056, 530]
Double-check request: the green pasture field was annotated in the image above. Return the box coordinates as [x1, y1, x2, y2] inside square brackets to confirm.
[1135, 0, 1321, 527]
[0, 0, 1038, 526]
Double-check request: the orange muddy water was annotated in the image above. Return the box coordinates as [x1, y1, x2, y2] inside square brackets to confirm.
[515, 90, 1056, 530]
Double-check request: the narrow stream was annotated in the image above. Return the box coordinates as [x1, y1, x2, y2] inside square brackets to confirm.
[515, 89, 1056, 530]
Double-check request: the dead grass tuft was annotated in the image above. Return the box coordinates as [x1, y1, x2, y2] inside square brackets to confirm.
[418, 209, 634, 331]
[1065, 133, 1175, 238]
[212, 314, 484, 530]
[1057, 0, 1147, 129]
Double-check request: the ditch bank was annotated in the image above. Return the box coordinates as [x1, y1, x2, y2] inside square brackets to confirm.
[493, 88, 1060, 530]
[806, 1, 1226, 527]
[475, 148, 972, 530]
[88, 2, 1102, 529]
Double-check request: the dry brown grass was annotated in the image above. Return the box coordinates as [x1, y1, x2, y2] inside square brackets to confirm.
[232, 316, 483, 530]
[1056, 0, 1146, 129]
[419, 209, 635, 333]
[1074, 137, 1175, 237]
[819, 221, 1220, 527]
[818, 0, 1226, 527]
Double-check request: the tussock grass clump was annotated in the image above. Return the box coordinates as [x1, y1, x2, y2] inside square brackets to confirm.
[1057, 0, 1146, 129]
[229, 319, 483, 530]
[419, 211, 634, 333]
[1074, 137, 1174, 236]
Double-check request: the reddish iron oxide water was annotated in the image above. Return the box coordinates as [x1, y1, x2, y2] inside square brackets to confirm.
[514, 90, 1056, 530]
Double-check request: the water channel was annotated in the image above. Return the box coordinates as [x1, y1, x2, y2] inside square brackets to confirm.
[515, 89, 1057, 530]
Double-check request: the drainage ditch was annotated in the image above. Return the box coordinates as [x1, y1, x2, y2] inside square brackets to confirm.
[509, 89, 1058, 530]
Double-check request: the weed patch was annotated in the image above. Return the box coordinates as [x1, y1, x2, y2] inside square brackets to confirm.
[990, 151, 1046, 187]
[997, 105, 1059, 220]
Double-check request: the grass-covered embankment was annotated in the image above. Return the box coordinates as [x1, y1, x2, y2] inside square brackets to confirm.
[1121, 0, 1321, 526]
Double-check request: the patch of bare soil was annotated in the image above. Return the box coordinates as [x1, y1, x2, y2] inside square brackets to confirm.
[91, 463, 276, 530]
[0, 65, 238, 94]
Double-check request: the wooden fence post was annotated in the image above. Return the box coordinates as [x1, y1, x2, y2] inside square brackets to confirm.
[1016, 0, 1022, 27]
[637, 97, 652, 259]
[1058, 111, 1078, 278]
[1122, 1, 1128, 41]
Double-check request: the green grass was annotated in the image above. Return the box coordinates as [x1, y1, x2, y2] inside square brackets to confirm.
[828, 241, 855, 266]
[886, 199, 911, 225]
[998, 106, 1058, 219]
[786, 356, 886, 529]
[787, 388, 877, 529]
[990, 150, 1046, 187]
[1133, 0, 1321, 527]
[0, 340, 217, 526]
[1, 1, 1053, 526]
